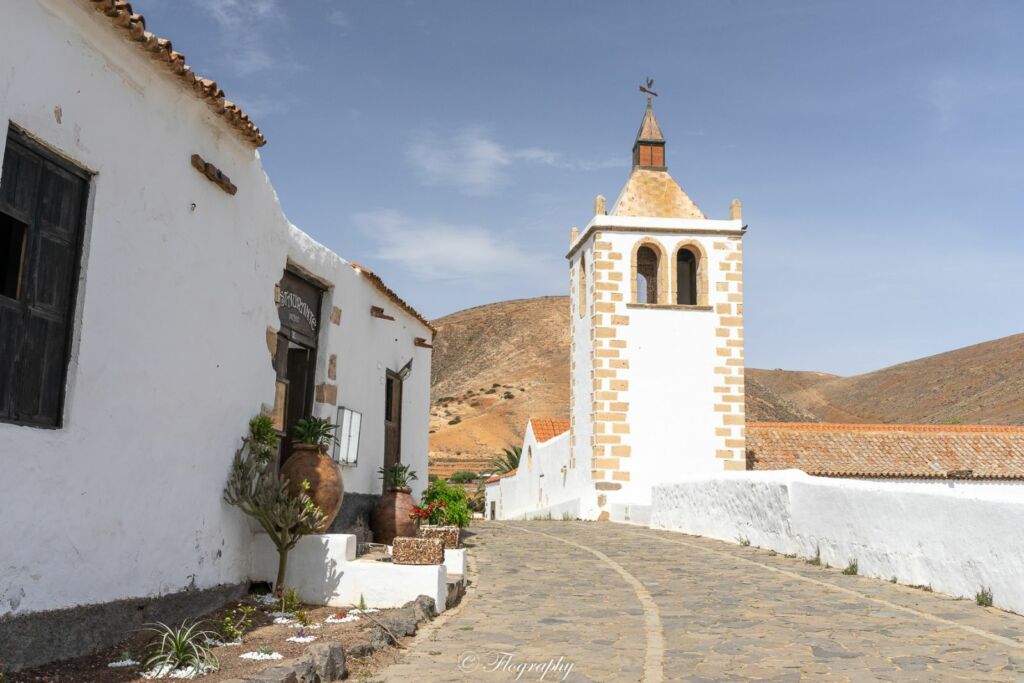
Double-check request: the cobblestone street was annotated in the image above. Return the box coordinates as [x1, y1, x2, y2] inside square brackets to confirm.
[374, 521, 1024, 682]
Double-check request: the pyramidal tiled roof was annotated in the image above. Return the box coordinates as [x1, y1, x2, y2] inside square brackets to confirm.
[610, 168, 705, 219]
[635, 100, 664, 142]
[610, 99, 705, 219]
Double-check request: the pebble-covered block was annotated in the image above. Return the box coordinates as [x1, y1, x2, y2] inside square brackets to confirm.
[392, 537, 444, 565]
[417, 524, 461, 549]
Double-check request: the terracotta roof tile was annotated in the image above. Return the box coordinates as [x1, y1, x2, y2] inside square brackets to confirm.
[351, 263, 435, 334]
[747, 422, 1024, 480]
[484, 468, 517, 485]
[84, 0, 266, 147]
[530, 417, 570, 443]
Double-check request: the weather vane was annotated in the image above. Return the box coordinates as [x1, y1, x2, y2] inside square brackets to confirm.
[639, 77, 658, 99]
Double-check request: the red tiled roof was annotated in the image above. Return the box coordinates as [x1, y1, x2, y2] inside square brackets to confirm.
[84, 0, 266, 147]
[484, 468, 517, 485]
[747, 422, 1024, 480]
[530, 417, 570, 443]
[351, 263, 435, 334]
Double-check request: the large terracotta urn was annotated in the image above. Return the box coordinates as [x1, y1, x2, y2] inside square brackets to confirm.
[280, 444, 344, 532]
[372, 486, 418, 546]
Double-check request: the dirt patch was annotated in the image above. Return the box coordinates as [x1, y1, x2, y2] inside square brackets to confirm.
[11, 596, 418, 682]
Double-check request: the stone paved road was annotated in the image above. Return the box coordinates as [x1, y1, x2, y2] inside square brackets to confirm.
[373, 521, 1024, 682]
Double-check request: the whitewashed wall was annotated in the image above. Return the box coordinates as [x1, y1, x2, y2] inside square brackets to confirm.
[569, 235, 595, 505]
[651, 471, 1024, 615]
[0, 0, 429, 618]
[585, 217, 741, 517]
[485, 424, 594, 520]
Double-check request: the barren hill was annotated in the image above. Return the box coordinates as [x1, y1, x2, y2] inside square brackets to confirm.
[428, 297, 570, 475]
[750, 333, 1024, 426]
[428, 296, 1024, 468]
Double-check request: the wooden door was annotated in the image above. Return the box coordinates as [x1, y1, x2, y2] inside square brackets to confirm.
[383, 370, 403, 486]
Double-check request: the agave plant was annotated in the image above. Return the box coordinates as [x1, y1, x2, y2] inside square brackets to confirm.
[143, 620, 218, 678]
[488, 445, 522, 475]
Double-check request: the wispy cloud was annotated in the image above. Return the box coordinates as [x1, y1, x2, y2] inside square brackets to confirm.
[408, 126, 618, 196]
[353, 209, 545, 282]
[188, 0, 284, 75]
[326, 7, 350, 32]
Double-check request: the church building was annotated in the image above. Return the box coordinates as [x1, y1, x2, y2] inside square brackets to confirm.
[487, 97, 746, 522]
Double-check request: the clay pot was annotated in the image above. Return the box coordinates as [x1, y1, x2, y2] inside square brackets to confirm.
[280, 444, 344, 532]
[372, 486, 418, 546]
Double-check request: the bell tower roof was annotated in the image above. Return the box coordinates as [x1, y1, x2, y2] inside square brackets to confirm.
[635, 97, 665, 145]
[612, 97, 705, 219]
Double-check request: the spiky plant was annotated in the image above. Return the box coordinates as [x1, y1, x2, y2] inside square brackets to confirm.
[489, 445, 522, 475]
[378, 463, 419, 489]
[292, 417, 338, 447]
[143, 620, 218, 677]
[224, 418, 326, 591]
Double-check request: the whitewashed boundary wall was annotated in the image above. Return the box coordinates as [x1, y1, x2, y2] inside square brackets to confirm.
[651, 470, 1024, 615]
[486, 429, 598, 520]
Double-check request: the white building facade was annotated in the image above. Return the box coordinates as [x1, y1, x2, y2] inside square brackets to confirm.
[488, 99, 746, 522]
[0, 0, 431, 669]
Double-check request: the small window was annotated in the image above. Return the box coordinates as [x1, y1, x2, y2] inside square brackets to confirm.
[676, 248, 697, 305]
[636, 245, 659, 304]
[0, 213, 27, 300]
[578, 254, 586, 318]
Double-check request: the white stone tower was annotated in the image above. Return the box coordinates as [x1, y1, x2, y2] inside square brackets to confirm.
[568, 98, 746, 522]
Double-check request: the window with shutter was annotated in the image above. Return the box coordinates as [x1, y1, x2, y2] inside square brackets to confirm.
[0, 127, 90, 428]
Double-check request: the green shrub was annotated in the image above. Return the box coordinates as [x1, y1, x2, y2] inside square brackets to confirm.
[976, 586, 994, 607]
[843, 559, 858, 575]
[219, 604, 256, 642]
[224, 418, 325, 591]
[421, 479, 472, 527]
[449, 470, 478, 484]
[737, 536, 750, 547]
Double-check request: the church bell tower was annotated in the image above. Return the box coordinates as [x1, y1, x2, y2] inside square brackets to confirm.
[567, 95, 746, 522]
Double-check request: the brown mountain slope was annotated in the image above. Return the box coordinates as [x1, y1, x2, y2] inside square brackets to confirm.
[751, 334, 1024, 425]
[428, 296, 812, 465]
[428, 297, 570, 467]
[429, 296, 1024, 466]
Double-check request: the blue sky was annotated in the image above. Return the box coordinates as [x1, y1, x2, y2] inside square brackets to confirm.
[132, 1, 1023, 376]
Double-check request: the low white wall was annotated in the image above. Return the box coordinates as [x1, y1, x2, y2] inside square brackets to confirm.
[251, 534, 447, 612]
[651, 471, 1024, 614]
[485, 428, 597, 520]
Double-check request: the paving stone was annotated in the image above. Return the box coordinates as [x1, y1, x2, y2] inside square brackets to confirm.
[372, 521, 1024, 681]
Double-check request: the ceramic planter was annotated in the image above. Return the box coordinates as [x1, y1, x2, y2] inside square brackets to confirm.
[372, 486, 418, 545]
[280, 443, 344, 532]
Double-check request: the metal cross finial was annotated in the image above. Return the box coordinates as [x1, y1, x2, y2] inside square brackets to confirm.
[639, 77, 658, 100]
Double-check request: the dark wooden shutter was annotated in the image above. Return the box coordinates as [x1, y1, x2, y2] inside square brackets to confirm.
[0, 130, 89, 427]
